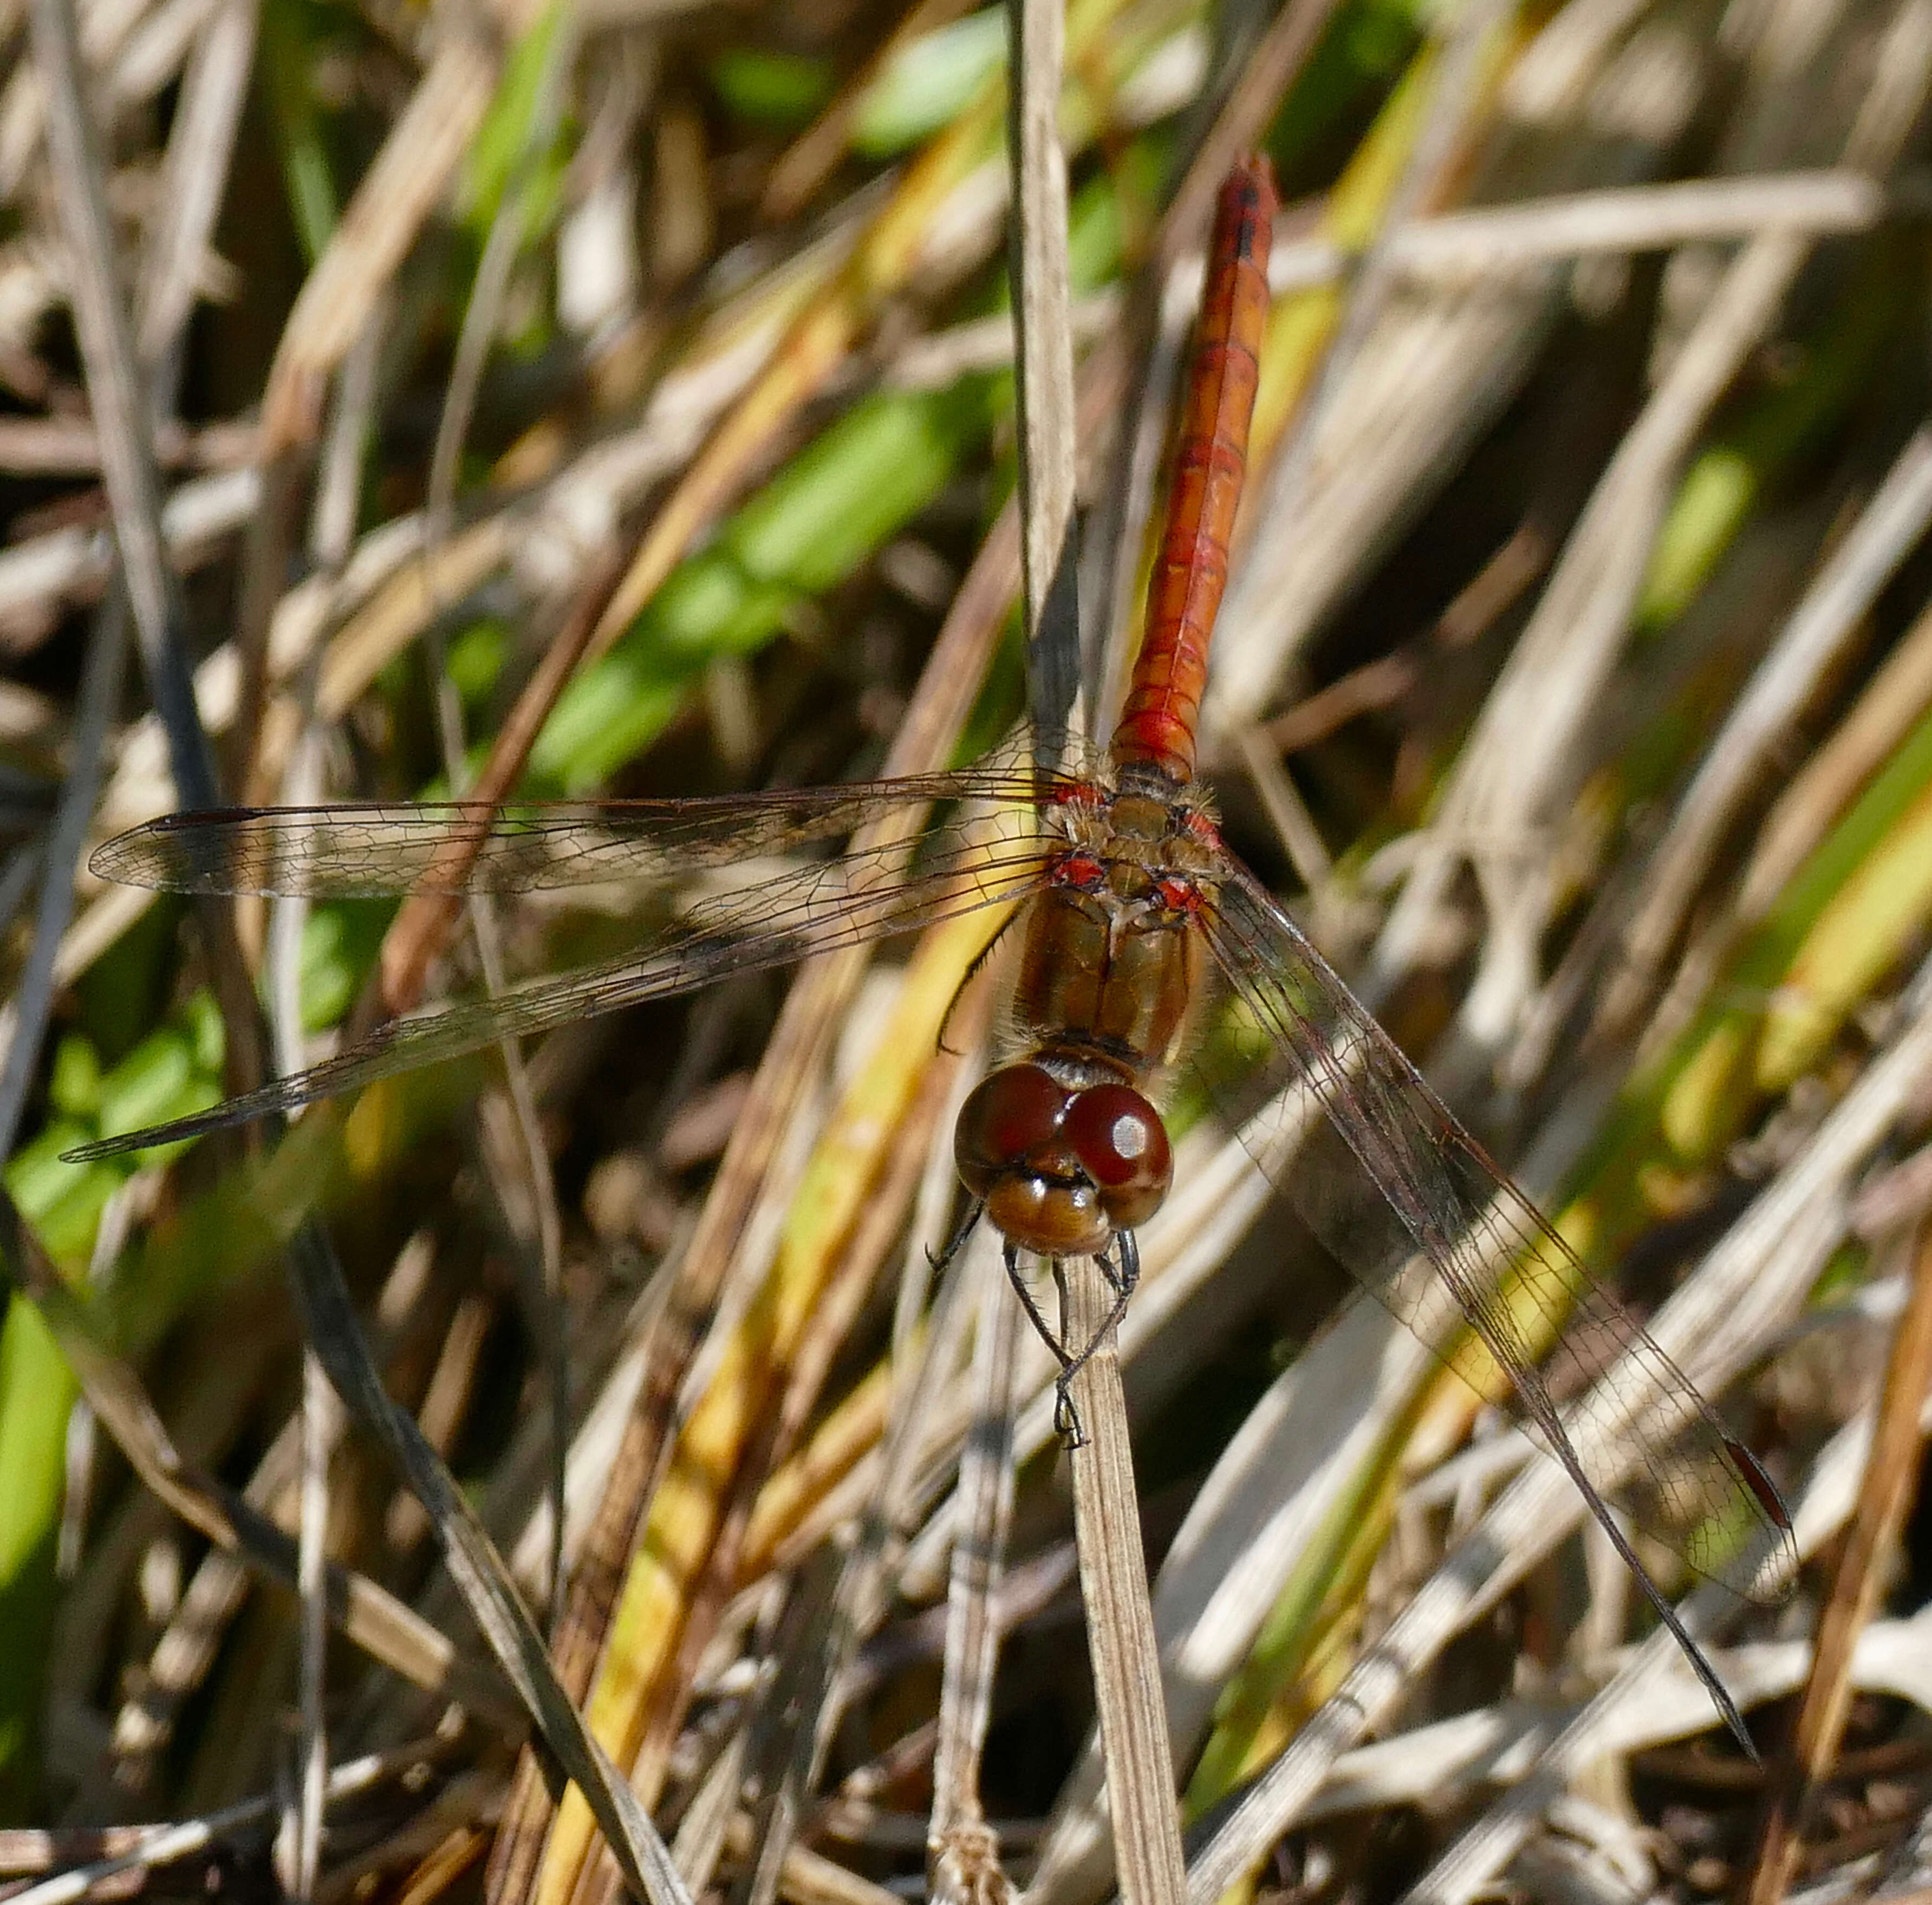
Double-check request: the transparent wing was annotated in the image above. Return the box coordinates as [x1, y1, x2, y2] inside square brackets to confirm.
[89, 751, 1056, 899]
[1197, 861, 1797, 1609]
[68, 809, 1051, 1161]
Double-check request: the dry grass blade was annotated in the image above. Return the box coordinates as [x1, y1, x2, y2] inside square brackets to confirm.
[1740, 1220, 1932, 1902]
[1184, 958, 1932, 1902]
[1394, 1263, 1932, 1905]
[1369, 225, 1819, 1011]
[763, 0, 976, 221]
[230, 25, 504, 790]
[3, 1733, 464, 1905]
[1605, 424, 1932, 1031]
[258, 31, 502, 454]
[0, 1190, 523, 1731]
[285, 1349, 336, 1902]
[425, 8, 576, 555]
[283, 1224, 693, 1905]
[1063, 1258, 1187, 1905]
[28, 0, 215, 808]
[1006, 0, 1079, 742]
[928, 1240, 1022, 1905]
[134, 0, 256, 363]
[1233, 0, 1514, 627]
[1739, 587, 1932, 921]
[0, 598, 125, 1153]
[1004, 3, 1185, 1898]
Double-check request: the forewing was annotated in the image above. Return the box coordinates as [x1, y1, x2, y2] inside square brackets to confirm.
[1196, 862, 1796, 1607]
[89, 751, 1055, 899]
[67, 812, 1052, 1161]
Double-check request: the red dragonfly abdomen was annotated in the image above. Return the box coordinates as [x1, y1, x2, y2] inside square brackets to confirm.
[1110, 155, 1277, 786]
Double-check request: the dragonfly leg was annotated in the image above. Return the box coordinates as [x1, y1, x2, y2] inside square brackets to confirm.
[928, 1198, 986, 1278]
[1004, 1244, 1074, 1369]
[1002, 1245, 1091, 1441]
[998, 1234, 1144, 1445]
[1096, 1226, 1140, 1300]
[1049, 1232, 1142, 1445]
[937, 914, 1019, 1055]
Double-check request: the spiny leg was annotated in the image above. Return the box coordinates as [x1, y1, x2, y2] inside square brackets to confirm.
[999, 1246, 1089, 1441]
[999, 1234, 1147, 1445]
[1049, 1231, 1141, 1441]
[1003, 1243, 1073, 1373]
[937, 913, 1019, 1055]
[929, 1198, 986, 1280]
[1096, 1227, 1140, 1301]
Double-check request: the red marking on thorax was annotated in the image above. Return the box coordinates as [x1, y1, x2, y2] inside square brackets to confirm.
[1047, 781, 1108, 811]
[1052, 851, 1107, 890]
[1110, 157, 1277, 788]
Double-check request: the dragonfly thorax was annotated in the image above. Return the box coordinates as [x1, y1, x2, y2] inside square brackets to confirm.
[1006, 783, 1218, 1080]
[954, 1052, 1172, 1258]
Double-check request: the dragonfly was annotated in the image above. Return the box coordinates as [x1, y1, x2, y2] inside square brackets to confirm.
[70, 158, 1794, 1745]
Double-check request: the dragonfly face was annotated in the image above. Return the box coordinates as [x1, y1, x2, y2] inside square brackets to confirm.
[953, 1058, 1170, 1258]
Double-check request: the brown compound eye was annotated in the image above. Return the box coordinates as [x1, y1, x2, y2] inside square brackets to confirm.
[954, 1063, 1071, 1198]
[1062, 1083, 1172, 1229]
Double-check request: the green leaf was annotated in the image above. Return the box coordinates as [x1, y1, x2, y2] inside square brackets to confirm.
[48, 1037, 101, 1120]
[532, 383, 991, 791]
[709, 48, 836, 128]
[854, 8, 1007, 154]
[0, 1299, 74, 1818]
[465, 0, 573, 233]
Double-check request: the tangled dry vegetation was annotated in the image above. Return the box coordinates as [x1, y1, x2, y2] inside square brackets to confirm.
[3, 0, 1932, 1899]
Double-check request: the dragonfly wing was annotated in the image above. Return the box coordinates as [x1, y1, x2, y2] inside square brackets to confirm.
[68, 816, 1051, 1160]
[1197, 862, 1796, 1608]
[89, 750, 1055, 898]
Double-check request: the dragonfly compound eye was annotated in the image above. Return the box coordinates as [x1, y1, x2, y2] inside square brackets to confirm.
[1063, 1083, 1172, 1230]
[954, 1063, 1072, 1199]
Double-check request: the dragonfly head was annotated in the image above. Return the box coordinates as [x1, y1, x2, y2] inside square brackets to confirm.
[954, 1058, 1172, 1258]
